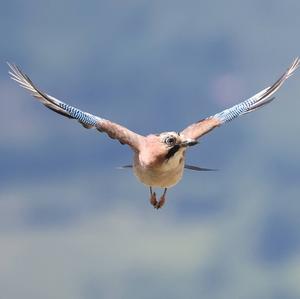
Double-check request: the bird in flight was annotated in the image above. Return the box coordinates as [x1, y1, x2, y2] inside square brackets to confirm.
[8, 58, 300, 209]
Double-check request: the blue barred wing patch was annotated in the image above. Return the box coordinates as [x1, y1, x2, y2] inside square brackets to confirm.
[58, 101, 99, 127]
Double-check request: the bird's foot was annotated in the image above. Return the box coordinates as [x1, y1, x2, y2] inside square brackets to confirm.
[150, 192, 158, 208]
[155, 195, 166, 209]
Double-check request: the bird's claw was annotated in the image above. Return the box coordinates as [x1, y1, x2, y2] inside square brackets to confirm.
[150, 192, 157, 208]
[149, 188, 167, 209]
[154, 196, 166, 209]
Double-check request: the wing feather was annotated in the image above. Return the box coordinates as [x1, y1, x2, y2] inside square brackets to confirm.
[181, 57, 300, 140]
[8, 63, 143, 151]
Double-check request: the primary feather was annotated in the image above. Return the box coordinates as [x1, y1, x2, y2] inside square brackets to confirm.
[8, 63, 101, 129]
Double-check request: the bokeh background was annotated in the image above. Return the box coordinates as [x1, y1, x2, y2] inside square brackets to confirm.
[1, 1, 300, 298]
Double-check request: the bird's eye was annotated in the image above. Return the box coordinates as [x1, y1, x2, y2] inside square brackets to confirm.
[164, 136, 176, 146]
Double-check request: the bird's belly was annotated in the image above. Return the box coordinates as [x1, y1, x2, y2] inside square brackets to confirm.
[133, 161, 184, 188]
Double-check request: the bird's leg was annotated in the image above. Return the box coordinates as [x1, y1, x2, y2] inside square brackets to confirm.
[149, 187, 157, 208]
[155, 188, 168, 209]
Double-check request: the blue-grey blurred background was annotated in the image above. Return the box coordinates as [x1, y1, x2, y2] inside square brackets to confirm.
[1, 1, 300, 298]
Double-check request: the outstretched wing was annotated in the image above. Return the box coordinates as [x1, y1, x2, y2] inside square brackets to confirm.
[180, 57, 300, 140]
[8, 63, 144, 151]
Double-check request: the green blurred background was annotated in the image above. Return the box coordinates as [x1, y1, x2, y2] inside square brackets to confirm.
[0, 1, 300, 298]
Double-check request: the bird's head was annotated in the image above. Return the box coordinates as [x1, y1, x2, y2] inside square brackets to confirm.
[158, 132, 198, 160]
[139, 132, 198, 167]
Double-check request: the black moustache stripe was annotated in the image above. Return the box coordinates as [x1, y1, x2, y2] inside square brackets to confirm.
[165, 144, 180, 160]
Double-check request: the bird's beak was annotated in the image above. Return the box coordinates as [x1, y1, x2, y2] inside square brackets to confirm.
[181, 139, 198, 147]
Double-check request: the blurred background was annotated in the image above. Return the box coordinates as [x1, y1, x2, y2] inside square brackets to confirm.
[1, 1, 300, 298]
